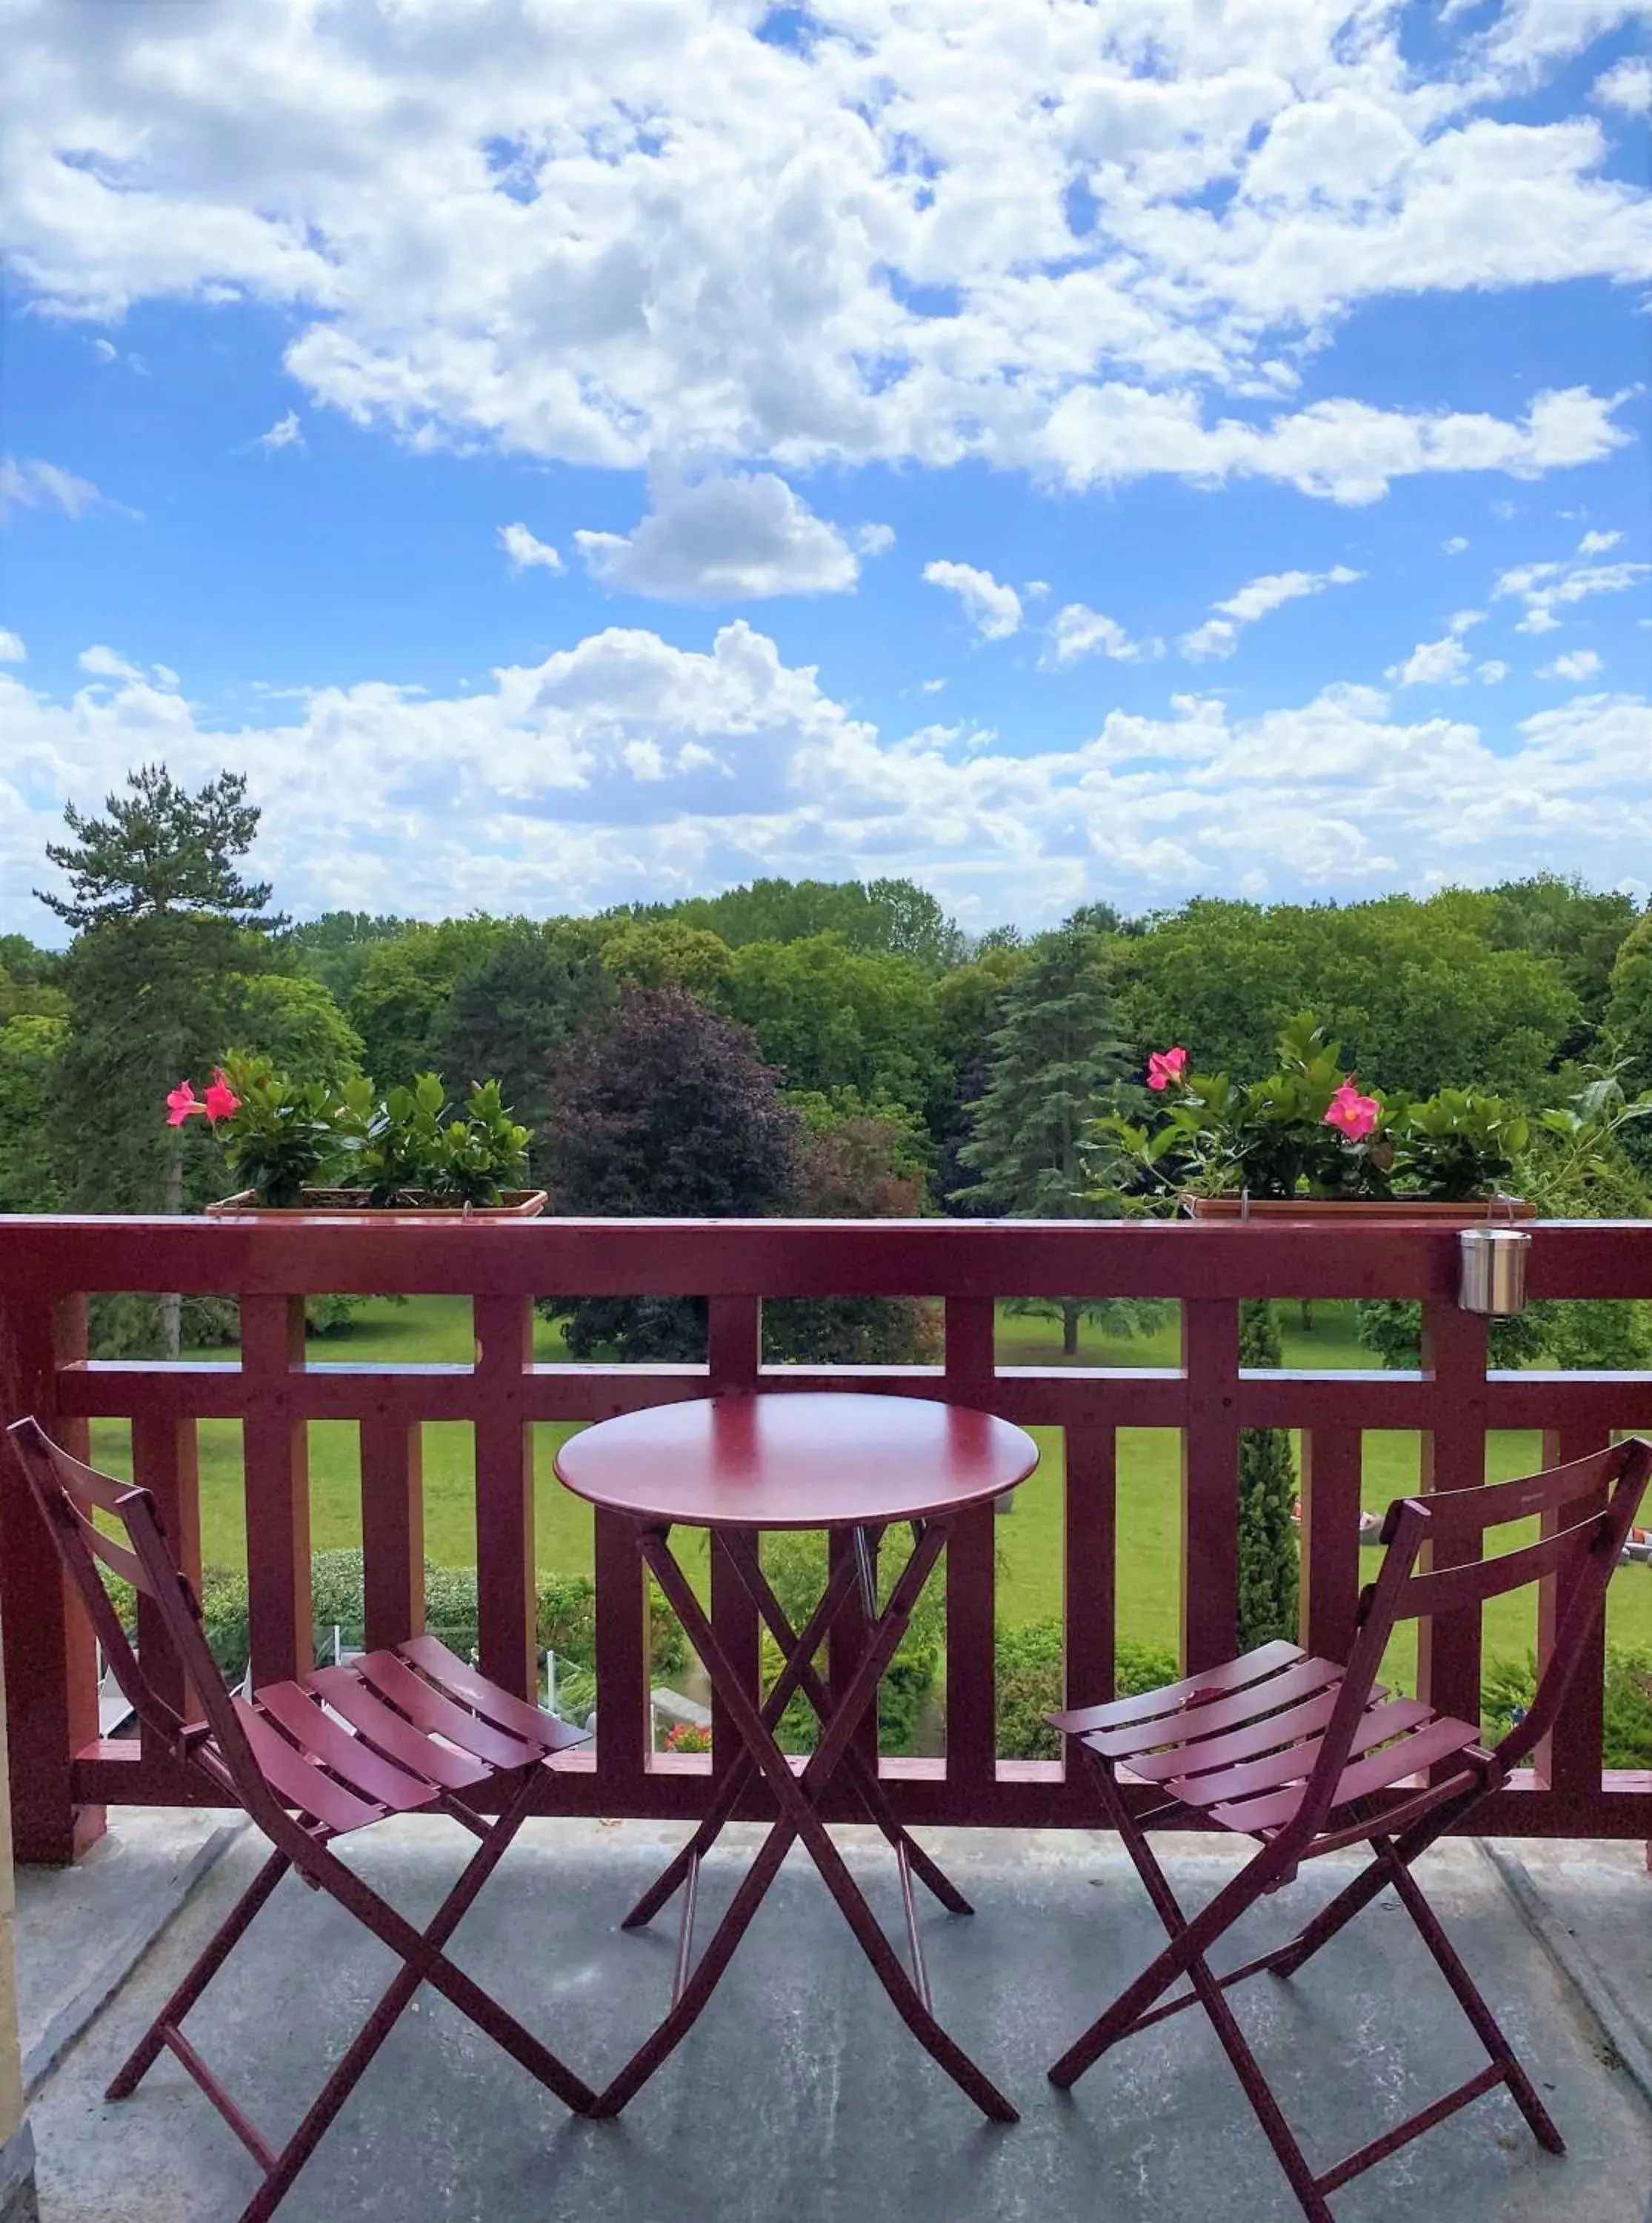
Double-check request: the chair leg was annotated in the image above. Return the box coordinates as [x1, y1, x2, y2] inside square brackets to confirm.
[107, 1848, 292, 2101]
[1380, 1848, 1565, 2155]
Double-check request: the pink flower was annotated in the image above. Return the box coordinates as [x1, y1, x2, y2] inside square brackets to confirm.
[1324, 1080, 1380, 1141]
[1146, 1046, 1189, 1092]
[204, 1069, 241, 1122]
[164, 1081, 205, 1128]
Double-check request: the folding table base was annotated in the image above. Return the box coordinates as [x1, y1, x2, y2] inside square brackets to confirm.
[597, 1519, 1017, 2123]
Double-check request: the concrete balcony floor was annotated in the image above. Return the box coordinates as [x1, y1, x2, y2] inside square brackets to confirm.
[17, 1811, 1652, 2223]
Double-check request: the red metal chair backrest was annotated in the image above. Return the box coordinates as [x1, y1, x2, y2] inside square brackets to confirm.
[1389, 1437, 1652, 1772]
[1268, 1435, 1651, 1854]
[5, 1415, 270, 1815]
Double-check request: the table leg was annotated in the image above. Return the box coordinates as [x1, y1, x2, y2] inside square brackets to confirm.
[594, 1523, 1017, 2123]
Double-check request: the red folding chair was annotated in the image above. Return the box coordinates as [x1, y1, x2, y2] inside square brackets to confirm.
[7, 1416, 597, 2222]
[1045, 1437, 1652, 2222]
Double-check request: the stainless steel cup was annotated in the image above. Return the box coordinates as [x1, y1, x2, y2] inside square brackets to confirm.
[1458, 1226, 1531, 1315]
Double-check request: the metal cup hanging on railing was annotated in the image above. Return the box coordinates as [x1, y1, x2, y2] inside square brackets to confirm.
[1458, 1196, 1531, 1316]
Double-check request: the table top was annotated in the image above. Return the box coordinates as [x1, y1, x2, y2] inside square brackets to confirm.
[553, 1392, 1039, 1529]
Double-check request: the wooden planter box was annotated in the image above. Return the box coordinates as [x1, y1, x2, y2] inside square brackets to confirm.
[1181, 1195, 1536, 1223]
[205, 1188, 547, 1218]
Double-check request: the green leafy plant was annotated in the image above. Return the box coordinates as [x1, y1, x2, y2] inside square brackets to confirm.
[1088, 1014, 1533, 1209]
[167, 1059, 531, 1206]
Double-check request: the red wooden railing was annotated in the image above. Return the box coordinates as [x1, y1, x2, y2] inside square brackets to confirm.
[2, 1214, 1650, 1862]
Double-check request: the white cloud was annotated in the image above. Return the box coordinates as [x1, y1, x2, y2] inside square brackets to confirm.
[1442, 536, 1469, 554]
[152, 662, 181, 689]
[853, 523, 896, 556]
[10, 633, 1652, 938]
[923, 561, 1023, 641]
[255, 410, 304, 452]
[1476, 659, 1508, 684]
[1045, 603, 1140, 666]
[0, 631, 25, 662]
[0, 456, 122, 522]
[1179, 562, 1361, 657]
[1180, 618, 1238, 662]
[1593, 58, 1652, 112]
[1493, 548, 1652, 631]
[1577, 528, 1622, 555]
[920, 677, 947, 694]
[91, 337, 117, 362]
[498, 521, 564, 574]
[576, 473, 864, 601]
[1539, 648, 1605, 681]
[2, 6, 1645, 503]
[1388, 634, 1475, 688]
[77, 644, 145, 682]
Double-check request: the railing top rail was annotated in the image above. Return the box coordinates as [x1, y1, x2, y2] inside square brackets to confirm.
[1, 1213, 1649, 1301]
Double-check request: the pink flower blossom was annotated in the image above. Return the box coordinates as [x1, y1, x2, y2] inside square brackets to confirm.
[1147, 1046, 1188, 1092]
[204, 1069, 241, 1122]
[1324, 1081, 1380, 1141]
[165, 1081, 205, 1128]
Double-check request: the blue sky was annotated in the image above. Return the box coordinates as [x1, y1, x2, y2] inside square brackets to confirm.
[2, 0, 1650, 940]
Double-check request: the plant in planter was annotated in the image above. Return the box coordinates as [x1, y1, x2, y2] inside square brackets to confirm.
[1087, 1014, 1531, 1214]
[169, 1054, 539, 1212]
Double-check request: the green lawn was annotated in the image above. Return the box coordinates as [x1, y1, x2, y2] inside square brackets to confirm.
[89, 1295, 1652, 1689]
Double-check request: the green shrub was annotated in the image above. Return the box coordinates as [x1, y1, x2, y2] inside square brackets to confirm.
[1482, 1645, 1652, 1770]
[994, 1622, 1179, 1760]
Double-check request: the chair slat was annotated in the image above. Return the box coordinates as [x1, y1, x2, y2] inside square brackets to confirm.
[307, 1664, 493, 1790]
[1051, 1639, 1302, 1735]
[1399, 1512, 1602, 1621]
[1170, 1699, 1434, 1811]
[1211, 1715, 1480, 1833]
[254, 1681, 442, 1812]
[353, 1649, 547, 1768]
[1122, 1682, 1382, 1784]
[399, 1634, 587, 1753]
[229, 1696, 384, 1835]
[1082, 1657, 1342, 1761]
[1422, 1441, 1622, 1551]
[69, 1503, 152, 1594]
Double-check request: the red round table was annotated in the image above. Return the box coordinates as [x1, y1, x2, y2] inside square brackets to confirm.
[555, 1392, 1039, 2121]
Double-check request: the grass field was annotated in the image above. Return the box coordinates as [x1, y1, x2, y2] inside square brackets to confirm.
[88, 1296, 1652, 1695]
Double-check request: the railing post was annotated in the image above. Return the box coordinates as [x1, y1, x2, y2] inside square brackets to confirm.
[1299, 1426, 1364, 1662]
[360, 1412, 424, 1655]
[1535, 1423, 1611, 1800]
[240, 1295, 313, 1690]
[0, 1293, 104, 1863]
[130, 1414, 203, 1760]
[1181, 1298, 1239, 1678]
[944, 1297, 997, 1801]
[707, 1297, 761, 1779]
[1063, 1423, 1116, 1715]
[473, 1297, 536, 1699]
[1418, 1302, 1488, 1731]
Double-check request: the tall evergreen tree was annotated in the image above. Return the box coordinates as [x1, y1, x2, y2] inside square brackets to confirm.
[1237, 1298, 1299, 1652]
[953, 924, 1130, 1355]
[42, 766, 282, 1354]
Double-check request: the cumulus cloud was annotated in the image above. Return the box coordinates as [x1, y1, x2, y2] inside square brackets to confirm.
[77, 644, 145, 682]
[255, 411, 304, 452]
[9, 632, 1652, 936]
[1577, 528, 1622, 555]
[1593, 58, 1652, 112]
[0, 456, 124, 522]
[1442, 535, 1469, 554]
[0, 631, 24, 662]
[91, 337, 117, 363]
[498, 522, 564, 574]
[576, 473, 866, 602]
[1, 4, 1645, 502]
[1044, 604, 1141, 666]
[1493, 548, 1652, 631]
[1388, 634, 1475, 688]
[1477, 659, 1508, 684]
[1180, 562, 1361, 658]
[1539, 648, 1604, 681]
[923, 561, 1023, 640]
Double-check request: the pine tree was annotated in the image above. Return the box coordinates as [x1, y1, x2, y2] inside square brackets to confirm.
[953, 924, 1130, 1355]
[1237, 1298, 1299, 1651]
[43, 768, 282, 1355]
